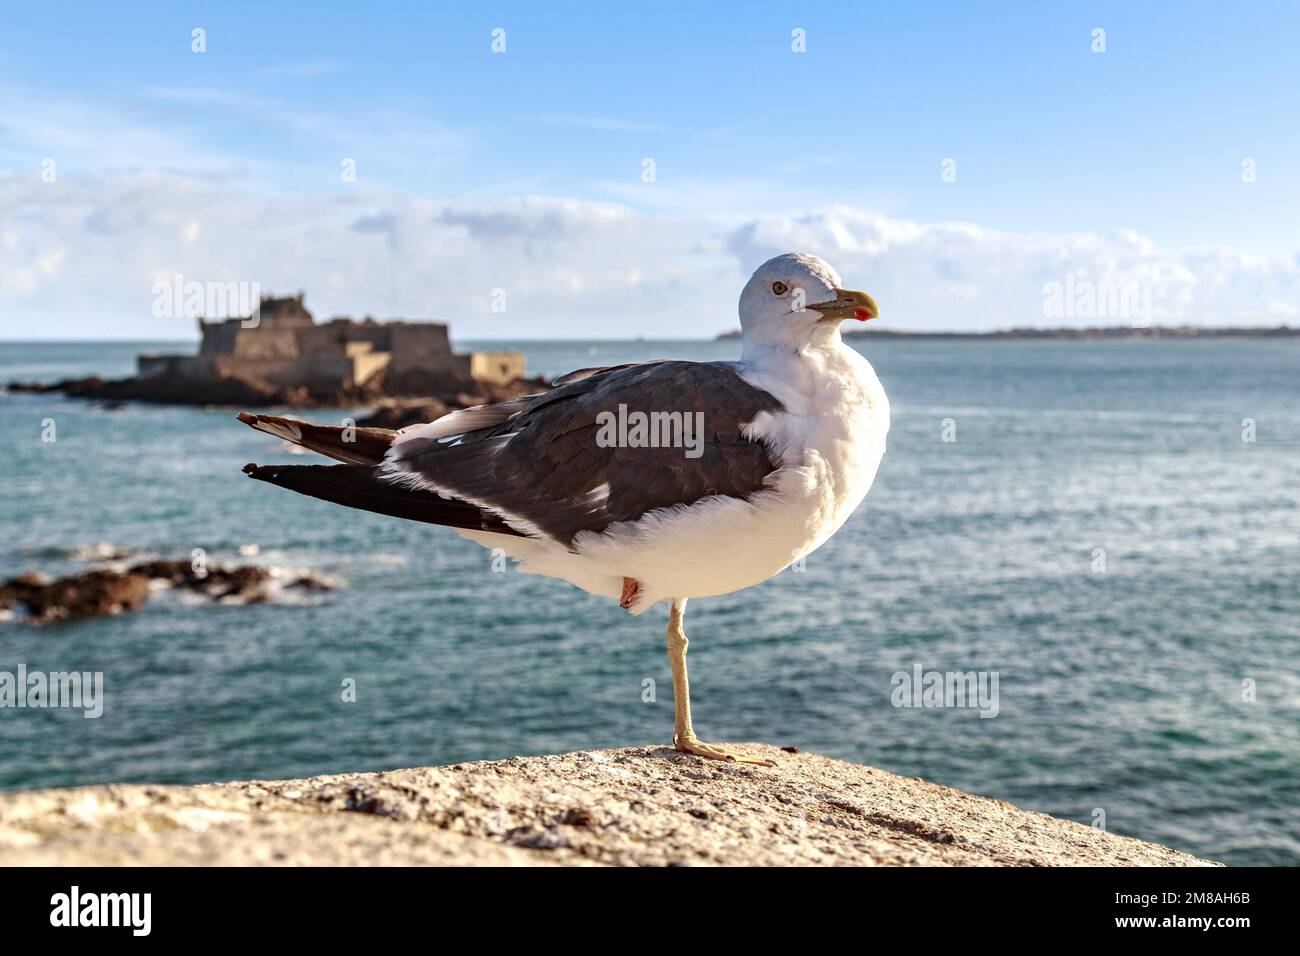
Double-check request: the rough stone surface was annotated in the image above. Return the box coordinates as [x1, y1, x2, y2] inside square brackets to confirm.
[0, 745, 1217, 867]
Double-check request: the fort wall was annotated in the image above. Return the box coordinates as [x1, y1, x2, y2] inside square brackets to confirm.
[137, 294, 522, 396]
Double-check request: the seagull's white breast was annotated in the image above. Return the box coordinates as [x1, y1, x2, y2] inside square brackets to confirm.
[740, 341, 891, 562]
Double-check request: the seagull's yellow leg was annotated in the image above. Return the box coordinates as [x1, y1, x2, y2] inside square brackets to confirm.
[665, 598, 775, 767]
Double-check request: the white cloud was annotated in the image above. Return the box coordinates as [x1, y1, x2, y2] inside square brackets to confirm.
[0, 87, 258, 182]
[0, 174, 1297, 339]
[0, 174, 734, 338]
[729, 207, 1300, 330]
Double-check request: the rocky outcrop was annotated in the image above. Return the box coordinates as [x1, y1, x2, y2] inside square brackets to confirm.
[0, 746, 1217, 866]
[0, 569, 151, 622]
[0, 559, 332, 623]
[6, 370, 549, 412]
[6, 371, 291, 406]
[356, 397, 453, 430]
[356, 377, 548, 429]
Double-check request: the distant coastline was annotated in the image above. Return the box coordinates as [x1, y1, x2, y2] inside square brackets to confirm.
[6, 324, 1300, 347]
[716, 324, 1300, 341]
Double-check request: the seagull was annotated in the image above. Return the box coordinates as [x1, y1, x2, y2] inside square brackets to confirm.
[238, 252, 889, 766]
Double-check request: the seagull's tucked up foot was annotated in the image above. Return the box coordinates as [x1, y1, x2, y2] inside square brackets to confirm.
[236, 252, 890, 761]
[665, 599, 776, 767]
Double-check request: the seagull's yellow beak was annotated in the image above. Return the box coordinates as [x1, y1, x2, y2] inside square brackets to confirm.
[806, 288, 879, 322]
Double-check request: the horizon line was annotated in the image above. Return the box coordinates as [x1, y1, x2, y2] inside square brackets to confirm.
[3, 322, 1299, 346]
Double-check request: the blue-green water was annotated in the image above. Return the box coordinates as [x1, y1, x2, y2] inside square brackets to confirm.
[2, 338, 1297, 866]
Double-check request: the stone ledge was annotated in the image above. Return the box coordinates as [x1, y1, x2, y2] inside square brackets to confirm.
[0, 745, 1217, 867]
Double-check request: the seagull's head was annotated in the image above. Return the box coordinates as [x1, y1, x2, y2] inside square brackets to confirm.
[738, 252, 879, 350]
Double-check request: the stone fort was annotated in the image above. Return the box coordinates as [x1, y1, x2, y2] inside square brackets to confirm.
[138, 294, 524, 394]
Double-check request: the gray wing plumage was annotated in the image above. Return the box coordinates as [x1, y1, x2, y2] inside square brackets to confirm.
[241, 360, 785, 546]
[384, 360, 785, 545]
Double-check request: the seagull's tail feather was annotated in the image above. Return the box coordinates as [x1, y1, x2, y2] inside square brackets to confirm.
[236, 412, 395, 466]
[241, 462, 525, 537]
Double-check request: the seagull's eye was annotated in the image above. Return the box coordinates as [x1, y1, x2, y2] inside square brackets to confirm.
[771, 281, 789, 296]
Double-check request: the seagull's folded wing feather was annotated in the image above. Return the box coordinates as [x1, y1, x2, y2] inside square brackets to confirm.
[381, 360, 785, 546]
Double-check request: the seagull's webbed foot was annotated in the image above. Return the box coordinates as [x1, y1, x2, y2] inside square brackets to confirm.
[673, 734, 776, 767]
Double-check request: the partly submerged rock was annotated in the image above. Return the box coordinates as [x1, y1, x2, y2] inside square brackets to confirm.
[0, 559, 334, 623]
[357, 377, 549, 430]
[0, 746, 1218, 866]
[0, 569, 151, 622]
[356, 397, 452, 430]
[6, 370, 549, 412]
[128, 559, 271, 602]
[6, 372, 287, 406]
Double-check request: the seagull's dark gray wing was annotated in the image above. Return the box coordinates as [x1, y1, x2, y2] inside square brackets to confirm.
[383, 360, 785, 546]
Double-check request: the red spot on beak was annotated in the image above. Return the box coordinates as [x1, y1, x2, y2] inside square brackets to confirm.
[853, 307, 873, 322]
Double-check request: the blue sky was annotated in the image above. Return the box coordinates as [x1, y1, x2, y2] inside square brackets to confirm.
[2, 1, 1298, 337]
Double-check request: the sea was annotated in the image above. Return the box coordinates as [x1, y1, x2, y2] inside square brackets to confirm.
[1, 337, 1297, 866]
